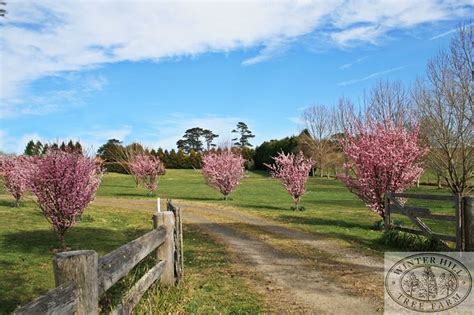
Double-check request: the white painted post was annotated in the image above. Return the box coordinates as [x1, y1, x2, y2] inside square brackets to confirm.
[157, 198, 161, 212]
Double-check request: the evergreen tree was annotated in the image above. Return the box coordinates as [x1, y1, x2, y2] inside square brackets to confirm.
[189, 150, 202, 169]
[67, 140, 75, 152]
[74, 141, 83, 154]
[97, 139, 126, 173]
[168, 149, 178, 169]
[232, 122, 255, 148]
[34, 141, 44, 155]
[177, 127, 205, 153]
[176, 149, 188, 168]
[24, 140, 36, 156]
[202, 129, 219, 150]
[42, 144, 49, 155]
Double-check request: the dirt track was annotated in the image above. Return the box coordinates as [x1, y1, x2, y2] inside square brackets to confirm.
[94, 197, 385, 314]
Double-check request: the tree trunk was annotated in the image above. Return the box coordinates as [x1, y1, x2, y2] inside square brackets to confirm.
[437, 175, 442, 189]
[59, 232, 66, 251]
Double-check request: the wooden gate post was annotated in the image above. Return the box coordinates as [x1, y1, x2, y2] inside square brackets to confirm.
[463, 196, 474, 251]
[384, 192, 391, 231]
[455, 194, 464, 251]
[153, 211, 176, 286]
[53, 250, 99, 315]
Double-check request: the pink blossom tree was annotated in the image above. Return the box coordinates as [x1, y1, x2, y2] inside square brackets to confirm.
[265, 151, 314, 211]
[0, 156, 36, 207]
[202, 150, 245, 200]
[338, 120, 427, 218]
[128, 154, 166, 195]
[30, 150, 102, 248]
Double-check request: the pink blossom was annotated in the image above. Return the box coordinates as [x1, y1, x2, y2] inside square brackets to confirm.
[338, 120, 427, 218]
[202, 150, 245, 199]
[129, 154, 166, 194]
[30, 150, 103, 246]
[265, 151, 314, 210]
[0, 156, 37, 206]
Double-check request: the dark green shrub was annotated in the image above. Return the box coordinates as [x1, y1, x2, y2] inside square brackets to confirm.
[379, 229, 450, 251]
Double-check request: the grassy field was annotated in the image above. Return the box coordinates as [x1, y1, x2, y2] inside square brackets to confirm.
[0, 169, 455, 313]
[0, 194, 264, 314]
[100, 170, 456, 252]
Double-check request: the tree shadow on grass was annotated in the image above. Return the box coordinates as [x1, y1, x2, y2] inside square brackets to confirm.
[2, 227, 150, 255]
[278, 215, 372, 230]
[171, 196, 224, 202]
[303, 198, 365, 209]
[234, 203, 289, 211]
[274, 215, 384, 250]
[0, 199, 19, 207]
[1, 226, 151, 314]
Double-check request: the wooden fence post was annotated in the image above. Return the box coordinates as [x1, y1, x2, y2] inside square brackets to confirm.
[53, 250, 98, 315]
[153, 211, 176, 286]
[463, 196, 474, 251]
[455, 194, 463, 251]
[384, 192, 391, 231]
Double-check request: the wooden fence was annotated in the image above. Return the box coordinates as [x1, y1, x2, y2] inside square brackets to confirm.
[12, 202, 184, 315]
[384, 192, 474, 251]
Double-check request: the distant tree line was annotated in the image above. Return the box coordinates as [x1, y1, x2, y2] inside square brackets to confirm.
[24, 140, 83, 156]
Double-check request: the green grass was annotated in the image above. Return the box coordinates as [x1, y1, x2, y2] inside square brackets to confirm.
[135, 225, 264, 314]
[0, 195, 263, 314]
[99, 170, 457, 252]
[0, 169, 456, 314]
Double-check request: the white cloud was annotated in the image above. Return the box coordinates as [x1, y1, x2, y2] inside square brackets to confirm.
[337, 65, 407, 86]
[331, 25, 386, 46]
[0, 74, 108, 118]
[0, 0, 472, 112]
[430, 22, 474, 40]
[242, 37, 294, 66]
[339, 56, 367, 70]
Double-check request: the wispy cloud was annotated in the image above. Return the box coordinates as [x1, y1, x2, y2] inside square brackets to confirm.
[339, 56, 367, 70]
[430, 22, 474, 40]
[1, 1, 472, 110]
[242, 38, 293, 66]
[331, 25, 386, 47]
[0, 74, 108, 118]
[337, 65, 407, 86]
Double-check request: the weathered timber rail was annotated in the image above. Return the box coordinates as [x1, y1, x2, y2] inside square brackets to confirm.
[384, 192, 474, 251]
[12, 202, 183, 315]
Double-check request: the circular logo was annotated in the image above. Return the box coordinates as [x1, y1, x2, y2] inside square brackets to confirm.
[385, 253, 472, 312]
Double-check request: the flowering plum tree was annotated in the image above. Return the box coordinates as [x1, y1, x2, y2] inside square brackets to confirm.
[265, 151, 314, 211]
[338, 120, 427, 218]
[0, 156, 36, 206]
[202, 150, 245, 199]
[30, 150, 102, 247]
[129, 153, 166, 195]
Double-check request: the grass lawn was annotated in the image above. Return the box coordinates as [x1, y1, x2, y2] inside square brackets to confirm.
[0, 169, 455, 314]
[100, 169, 457, 252]
[0, 194, 264, 314]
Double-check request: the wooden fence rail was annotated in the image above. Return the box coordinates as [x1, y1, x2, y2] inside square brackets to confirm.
[384, 192, 474, 251]
[12, 202, 183, 315]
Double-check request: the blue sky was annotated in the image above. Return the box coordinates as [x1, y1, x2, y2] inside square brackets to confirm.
[0, 1, 473, 153]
